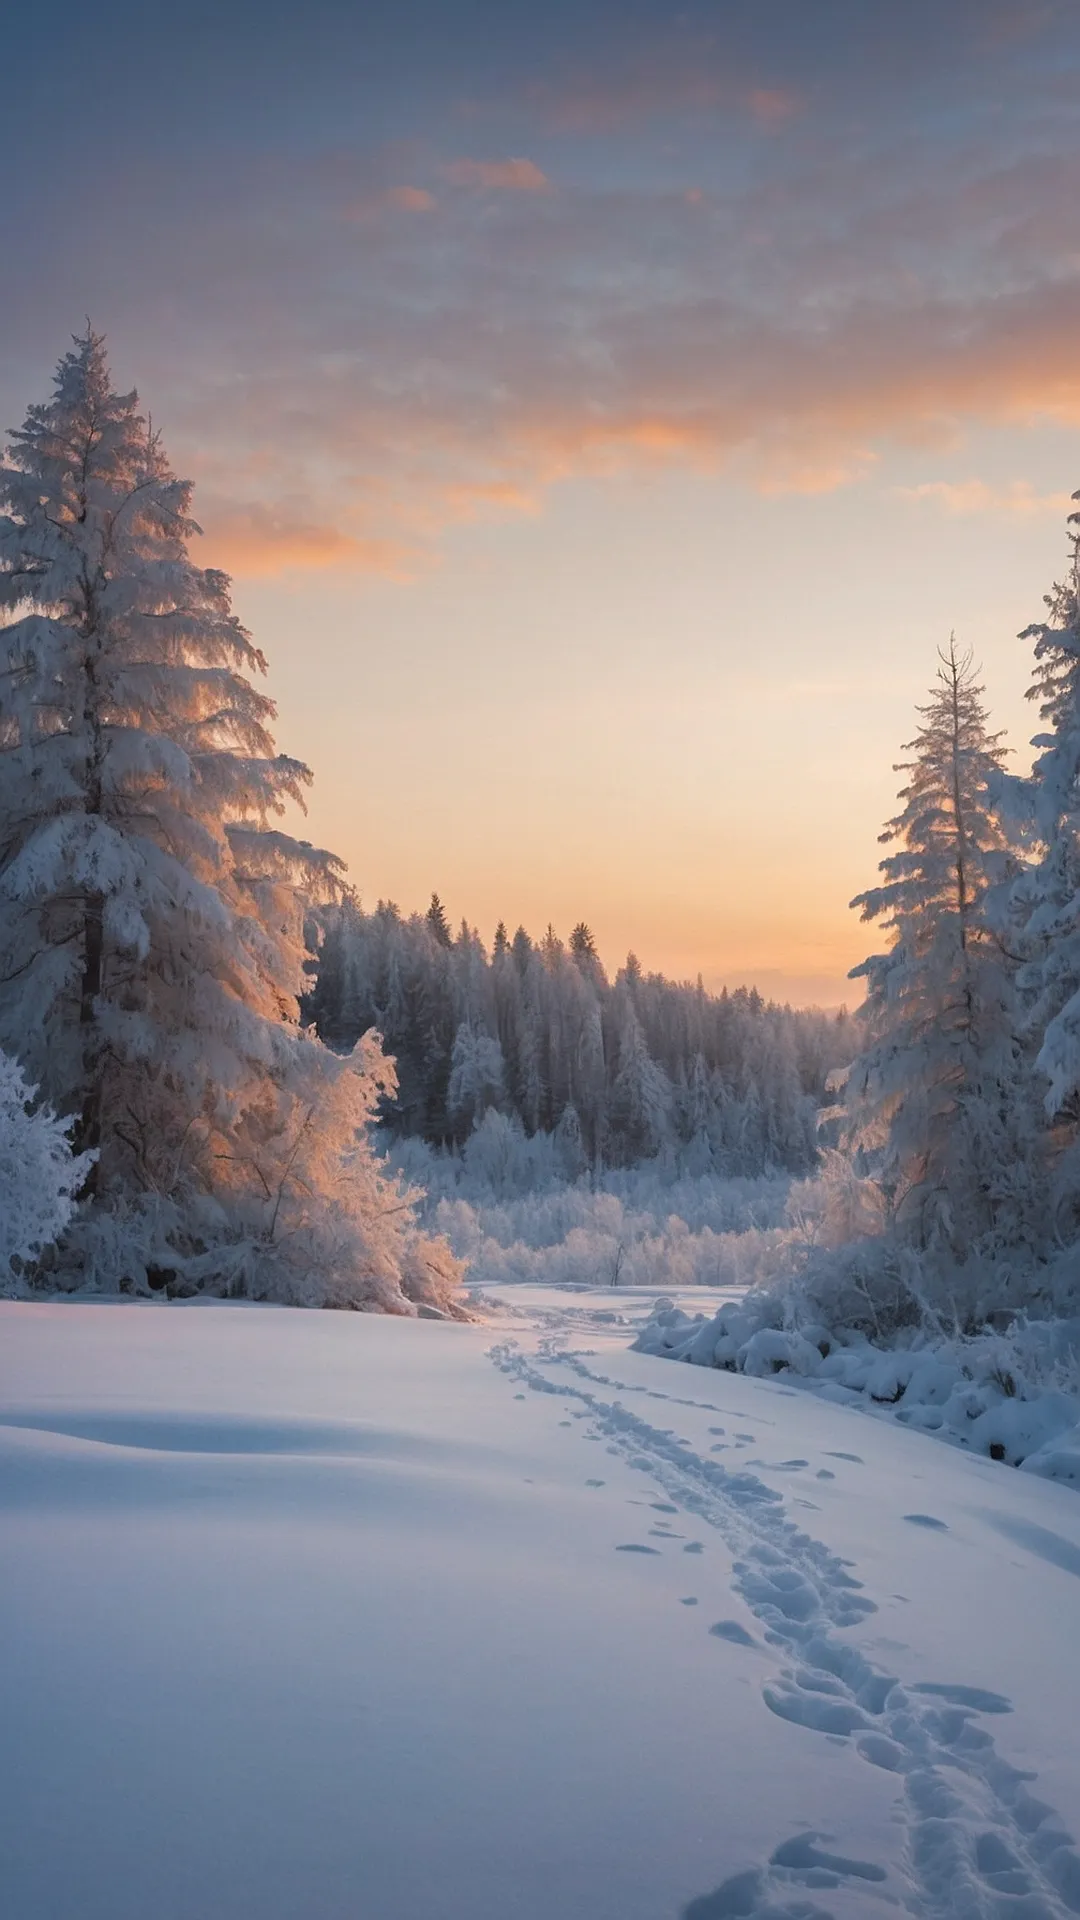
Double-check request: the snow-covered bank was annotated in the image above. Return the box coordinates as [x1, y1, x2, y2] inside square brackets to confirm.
[634, 1296, 1080, 1489]
[4, 1296, 1080, 1919]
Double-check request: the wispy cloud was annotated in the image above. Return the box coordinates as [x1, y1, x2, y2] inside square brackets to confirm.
[747, 87, 799, 126]
[13, 4, 1074, 581]
[196, 502, 410, 579]
[896, 478, 1076, 518]
[441, 157, 550, 192]
[386, 185, 436, 212]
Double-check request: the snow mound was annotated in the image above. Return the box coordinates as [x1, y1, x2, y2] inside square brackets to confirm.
[634, 1299, 1080, 1485]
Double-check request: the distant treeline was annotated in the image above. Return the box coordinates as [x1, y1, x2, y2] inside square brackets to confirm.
[306, 897, 854, 1177]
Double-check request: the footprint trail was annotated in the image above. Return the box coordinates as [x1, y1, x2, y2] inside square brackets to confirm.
[491, 1335, 1080, 1920]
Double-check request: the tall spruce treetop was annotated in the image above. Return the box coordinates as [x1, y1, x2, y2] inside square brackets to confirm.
[1015, 492, 1080, 1113]
[0, 331, 345, 1210]
[846, 642, 1035, 1257]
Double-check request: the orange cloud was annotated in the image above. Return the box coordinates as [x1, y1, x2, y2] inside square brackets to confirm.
[442, 157, 550, 192]
[173, 259, 1080, 579]
[197, 504, 412, 579]
[443, 479, 540, 520]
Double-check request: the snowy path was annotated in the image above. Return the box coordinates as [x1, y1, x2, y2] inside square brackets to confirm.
[2, 1296, 1080, 1920]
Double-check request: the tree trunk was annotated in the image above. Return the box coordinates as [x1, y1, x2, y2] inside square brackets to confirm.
[74, 892, 104, 1192]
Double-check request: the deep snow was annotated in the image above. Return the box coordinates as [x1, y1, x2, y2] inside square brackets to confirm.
[3, 1293, 1080, 1919]
[633, 1296, 1080, 1489]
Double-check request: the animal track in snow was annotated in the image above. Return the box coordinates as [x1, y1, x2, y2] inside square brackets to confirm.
[903, 1513, 948, 1530]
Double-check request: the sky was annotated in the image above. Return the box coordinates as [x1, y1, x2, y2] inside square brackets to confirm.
[3, 0, 1080, 1005]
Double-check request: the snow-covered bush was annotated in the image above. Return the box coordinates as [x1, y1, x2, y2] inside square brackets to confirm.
[635, 1292, 1080, 1483]
[52, 1034, 464, 1313]
[0, 1052, 92, 1286]
[784, 1149, 886, 1250]
[393, 1136, 794, 1294]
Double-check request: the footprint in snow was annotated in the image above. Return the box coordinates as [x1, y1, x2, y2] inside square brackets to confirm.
[824, 1450, 863, 1463]
[682, 1834, 886, 1920]
[857, 1732, 906, 1771]
[651, 1501, 678, 1512]
[615, 1543, 661, 1555]
[585, 1478, 605, 1488]
[680, 1597, 699, 1607]
[709, 1620, 756, 1646]
[770, 1832, 887, 1882]
[911, 1682, 1011, 1713]
[974, 1831, 1035, 1897]
[683, 1541, 705, 1554]
[816, 1468, 835, 1480]
[904, 1513, 948, 1530]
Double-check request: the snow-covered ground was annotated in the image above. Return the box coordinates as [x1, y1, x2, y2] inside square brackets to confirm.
[3, 1293, 1080, 1920]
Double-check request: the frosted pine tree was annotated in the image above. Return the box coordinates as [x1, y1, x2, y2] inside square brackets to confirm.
[608, 991, 672, 1164]
[1012, 494, 1080, 1117]
[446, 1019, 505, 1139]
[0, 331, 460, 1309]
[846, 643, 1038, 1266]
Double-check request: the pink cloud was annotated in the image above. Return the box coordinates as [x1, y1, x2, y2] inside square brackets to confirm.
[386, 185, 436, 212]
[748, 87, 799, 126]
[176, 274, 1080, 579]
[442, 157, 550, 192]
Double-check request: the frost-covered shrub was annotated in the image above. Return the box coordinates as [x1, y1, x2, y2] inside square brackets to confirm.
[635, 1291, 1080, 1482]
[784, 1150, 886, 1250]
[54, 1035, 465, 1314]
[0, 1052, 92, 1286]
[391, 1137, 795, 1295]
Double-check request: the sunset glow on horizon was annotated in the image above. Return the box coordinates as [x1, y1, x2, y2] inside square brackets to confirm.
[5, 0, 1080, 1005]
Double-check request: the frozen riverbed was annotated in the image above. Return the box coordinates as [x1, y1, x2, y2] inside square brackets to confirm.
[2, 1293, 1080, 1920]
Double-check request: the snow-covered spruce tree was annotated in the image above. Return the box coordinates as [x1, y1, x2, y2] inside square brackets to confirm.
[846, 642, 1040, 1281]
[1012, 493, 1080, 1122]
[607, 986, 673, 1165]
[446, 1019, 505, 1141]
[0, 1050, 94, 1287]
[0, 330, 460, 1311]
